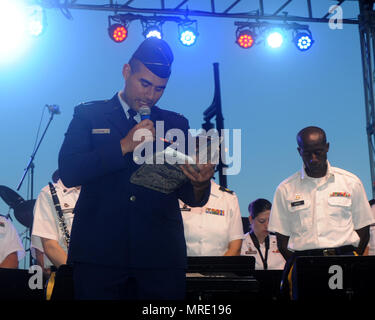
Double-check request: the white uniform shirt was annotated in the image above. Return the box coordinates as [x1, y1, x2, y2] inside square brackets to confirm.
[31, 179, 80, 268]
[0, 216, 25, 264]
[369, 205, 375, 255]
[268, 161, 375, 251]
[180, 181, 243, 256]
[241, 233, 285, 270]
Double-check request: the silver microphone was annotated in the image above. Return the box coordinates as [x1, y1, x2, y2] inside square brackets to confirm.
[139, 106, 151, 121]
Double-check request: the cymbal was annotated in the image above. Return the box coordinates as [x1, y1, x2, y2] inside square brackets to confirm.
[0, 185, 25, 208]
[13, 200, 35, 229]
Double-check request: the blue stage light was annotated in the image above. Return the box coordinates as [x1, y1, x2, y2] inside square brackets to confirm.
[180, 29, 197, 46]
[294, 32, 314, 51]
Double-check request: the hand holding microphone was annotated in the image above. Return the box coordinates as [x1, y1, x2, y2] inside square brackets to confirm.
[139, 106, 151, 121]
[120, 106, 155, 156]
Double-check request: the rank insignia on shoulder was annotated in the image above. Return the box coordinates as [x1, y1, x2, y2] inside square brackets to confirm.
[80, 99, 107, 106]
[180, 204, 191, 211]
[219, 186, 234, 194]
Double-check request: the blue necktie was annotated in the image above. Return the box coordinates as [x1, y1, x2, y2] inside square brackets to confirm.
[128, 108, 138, 128]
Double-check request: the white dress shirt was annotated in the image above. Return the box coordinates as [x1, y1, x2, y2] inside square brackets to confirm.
[31, 179, 80, 268]
[241, 233, 286, 270]
[268, 161, 375, 251]
[0, 216, 25, 264]
[180, 180, 244, 256]
[118, 91, 141, 123]
[369, 205, 375, 255]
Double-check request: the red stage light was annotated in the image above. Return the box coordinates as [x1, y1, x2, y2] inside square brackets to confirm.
[236, 30, 255, 49]
[108, 24, 128, 43]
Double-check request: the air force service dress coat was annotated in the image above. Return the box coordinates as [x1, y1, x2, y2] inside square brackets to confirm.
[58, 94, 209, 269]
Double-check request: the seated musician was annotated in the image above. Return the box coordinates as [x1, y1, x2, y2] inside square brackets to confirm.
[180, 179, 243, 256]
[31, 170, 80, 278]
[0, 214, 25, 268]
[241, 198, 285, 270]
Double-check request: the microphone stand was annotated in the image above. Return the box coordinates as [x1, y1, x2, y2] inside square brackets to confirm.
[16, 110, 57, 267]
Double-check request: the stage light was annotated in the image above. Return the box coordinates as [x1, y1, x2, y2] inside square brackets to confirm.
[180, 29, 197, 46]
[294, 31, 314, 51]
[27, 5, 45, 37]
[266, 30, 284, 49]
[0, 1, 33, 63]
[144, 26, 162, 39]
[178, 20, 198, 46]
[108, 23, 128, 43]
[236, 29, 255, 49]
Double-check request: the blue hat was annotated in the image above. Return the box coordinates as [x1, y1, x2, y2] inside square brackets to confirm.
[132, 38, 173, 78]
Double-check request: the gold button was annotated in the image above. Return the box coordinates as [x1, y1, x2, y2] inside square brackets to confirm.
[130, 195, 136, 202]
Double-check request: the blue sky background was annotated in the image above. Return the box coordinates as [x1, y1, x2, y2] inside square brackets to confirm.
[0, 1, 370, 266]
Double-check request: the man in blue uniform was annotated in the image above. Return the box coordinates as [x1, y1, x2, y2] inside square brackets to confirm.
[58, 38, 214, 300]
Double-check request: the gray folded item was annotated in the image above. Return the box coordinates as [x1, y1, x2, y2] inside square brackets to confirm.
[130, 134, 221, 194]
[130, 161, 189, 194]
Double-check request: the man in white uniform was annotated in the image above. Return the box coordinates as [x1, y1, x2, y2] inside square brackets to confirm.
[180, 180, 243, 256]
[268, 126, 375, 299]
[31, 177, 80, 272]
[0, 215, 25, 268]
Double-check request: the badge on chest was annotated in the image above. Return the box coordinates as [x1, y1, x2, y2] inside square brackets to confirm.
[205, 208, 225, 216]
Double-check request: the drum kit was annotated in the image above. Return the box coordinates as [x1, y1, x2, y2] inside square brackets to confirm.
[0, 185, 35, 229]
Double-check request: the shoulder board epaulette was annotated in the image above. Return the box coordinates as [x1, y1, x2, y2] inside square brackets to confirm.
[219, 186, 234, 194]
[79, 99, 108, 106]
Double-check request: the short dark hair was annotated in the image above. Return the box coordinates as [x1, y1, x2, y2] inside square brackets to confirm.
[128, 57, 143, 74]
[369, 199, 375, 207]
[297, 126, 327, 147]
[248, 198, 272, 218]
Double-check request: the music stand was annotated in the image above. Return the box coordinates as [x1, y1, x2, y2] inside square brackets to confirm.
[0, 268, 44, 300]
[294, 255, 375, 301]
[186, 256, 258, 300]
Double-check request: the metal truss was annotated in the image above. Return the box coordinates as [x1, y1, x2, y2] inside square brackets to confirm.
[37, 0, 359, 24]
[359, 0, 375, 197]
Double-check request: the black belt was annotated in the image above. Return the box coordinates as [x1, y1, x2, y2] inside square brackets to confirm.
[294, 245, 356, 257]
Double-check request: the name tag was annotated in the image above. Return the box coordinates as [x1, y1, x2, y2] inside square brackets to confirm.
[291, 200, 305, 207]
[92, 128, 110, 134]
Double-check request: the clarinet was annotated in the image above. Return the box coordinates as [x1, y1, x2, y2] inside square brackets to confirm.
[48, 182, 70, 248]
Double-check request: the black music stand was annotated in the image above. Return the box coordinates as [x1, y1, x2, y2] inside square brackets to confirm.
[0, 268, 44, 300]
[186, 256, 258, 300]
[295, 255, 375, 301]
